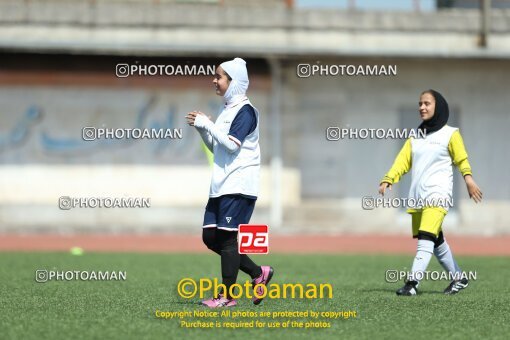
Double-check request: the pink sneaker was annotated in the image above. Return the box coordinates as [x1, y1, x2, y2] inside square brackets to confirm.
[201, 295, 237, 308]
[252, 266, 274, 305]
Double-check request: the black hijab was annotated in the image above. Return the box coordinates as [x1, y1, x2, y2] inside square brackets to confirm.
[418, 89, 449, 135]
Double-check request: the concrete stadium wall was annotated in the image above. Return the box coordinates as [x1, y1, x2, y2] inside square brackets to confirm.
[0, 56, 508, 234]
[0, 165, 300, 232]
[1, 2, 510, 57]
[0, 76, 301, 232]
[280, 57, 510, 234]
[0, 1, 508, 234]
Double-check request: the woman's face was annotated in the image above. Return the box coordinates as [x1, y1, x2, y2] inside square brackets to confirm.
[419, 92, 436, 121]
[213, 66, 231, 96]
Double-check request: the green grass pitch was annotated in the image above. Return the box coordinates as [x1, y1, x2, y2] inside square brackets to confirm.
[1, 252, 509, 339]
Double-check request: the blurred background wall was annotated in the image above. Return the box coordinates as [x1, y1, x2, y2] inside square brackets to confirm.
[0, 0, 508, 235]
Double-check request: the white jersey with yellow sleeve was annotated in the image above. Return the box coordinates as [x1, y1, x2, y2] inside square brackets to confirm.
[381, 125, 472, 212]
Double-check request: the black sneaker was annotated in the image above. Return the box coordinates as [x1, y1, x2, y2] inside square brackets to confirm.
[444, 278, 469, 295]
[396, 281, 418, 296]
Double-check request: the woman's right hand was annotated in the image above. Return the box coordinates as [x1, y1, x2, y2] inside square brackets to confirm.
[379, 182, 392, 196]
[185, 111, 198, 126]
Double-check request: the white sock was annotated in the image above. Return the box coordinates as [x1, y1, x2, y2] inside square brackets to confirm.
[409, 239, 435, 284]
[434, 240, 461, 279]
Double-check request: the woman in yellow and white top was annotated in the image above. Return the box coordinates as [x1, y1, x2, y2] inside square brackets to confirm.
[379, 89, 482, 296]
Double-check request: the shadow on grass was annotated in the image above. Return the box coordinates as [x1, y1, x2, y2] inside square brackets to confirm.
[168, 300, 204, 306]
[358, 288, 446, 295]
[418, 290, 447, 295]
[357, 288, 397, 293]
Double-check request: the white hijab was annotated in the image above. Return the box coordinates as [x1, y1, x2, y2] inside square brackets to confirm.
[220, 57, 249, 108]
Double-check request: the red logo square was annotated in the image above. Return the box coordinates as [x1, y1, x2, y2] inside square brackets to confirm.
[238, 224, 269, 254]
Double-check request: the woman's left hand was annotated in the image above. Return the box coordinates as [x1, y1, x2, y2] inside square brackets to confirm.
[465, 175, 483, 203]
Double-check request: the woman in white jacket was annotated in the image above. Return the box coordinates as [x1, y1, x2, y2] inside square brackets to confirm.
[186, 58, 273, 308]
